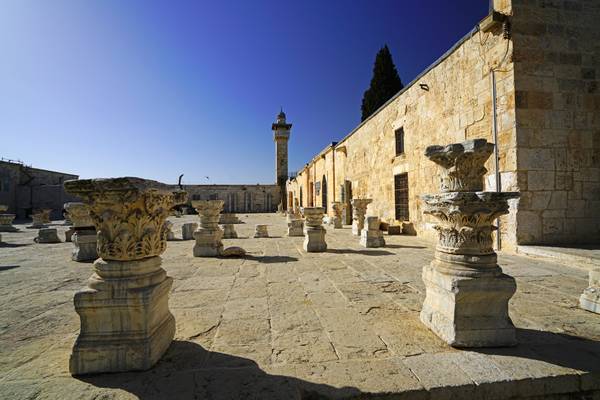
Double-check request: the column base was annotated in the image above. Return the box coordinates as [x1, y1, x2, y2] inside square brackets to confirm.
[579, 269, 600, 314]
[35, 228, 61, 243]
[359, 230, 385, 248]
[351, 222, 362, 236]
[69, 257, 175, 375]
[193, 229, 224, 257]
[72, 230, 98, 262]
[420, 263, 517, 348]
[303, 227, 327, 252]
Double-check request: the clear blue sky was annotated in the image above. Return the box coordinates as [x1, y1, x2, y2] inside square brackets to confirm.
[0, 0, 488, 184]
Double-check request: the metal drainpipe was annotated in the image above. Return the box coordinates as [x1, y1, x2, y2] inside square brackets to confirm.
[491, 69, 502, 251]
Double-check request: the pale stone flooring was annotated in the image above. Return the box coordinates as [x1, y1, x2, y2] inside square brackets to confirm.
[0, 213, 599, 399]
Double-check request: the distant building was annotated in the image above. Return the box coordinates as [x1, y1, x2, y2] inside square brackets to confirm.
[0, 159, 79, 219]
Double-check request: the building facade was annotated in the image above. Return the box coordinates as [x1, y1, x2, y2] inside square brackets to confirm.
[0, 160, 79, 219]
[287, 0, 600, 251]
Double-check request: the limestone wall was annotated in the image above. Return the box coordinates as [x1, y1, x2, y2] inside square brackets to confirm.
[511, 0, 600, 244]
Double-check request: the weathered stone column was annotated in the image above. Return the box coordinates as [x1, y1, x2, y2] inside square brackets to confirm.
[0, 205, 17, 232]
[165, 220, 175, 241]
[359, 216, 385, 248]
[302, 207, 327, 252]
[222, 223, 238, 239]
[580, 268, 600, 314]
[192, 200, 224, 257]
[64, 177, 176, 375]
[65, 202, 97, 262]
[219, 213, 241, 224]
[330, 202, 345, 229]
[181, 222, 197, 240]
[420, 139, 518, 347]
[34, 228, 61, 243]
[351, 199, 372, 235]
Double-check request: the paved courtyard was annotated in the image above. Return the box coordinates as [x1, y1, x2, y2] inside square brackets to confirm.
[1, 213, 599, 399]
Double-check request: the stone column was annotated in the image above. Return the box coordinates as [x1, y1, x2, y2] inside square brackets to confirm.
[181, 222, 197, 240]
[192, 200, 224, 257]
[420, 139, 519, 348]
[287, 219, 304, 237]
[351, 199, 372, 235]
[330, 202, 345, 229]
[254, 224, 269, 238]
[360, 216, 385, 248]
[219, 213, 241, 224]
[580, 268, 600, 314]
[64, 177, 176, 375]
[222, 223, 238, 239]
[302, 207, 327, 252]
[65, 202, 97, 262]
[165, 220, 175, 241]
[0, 205, 17, 232]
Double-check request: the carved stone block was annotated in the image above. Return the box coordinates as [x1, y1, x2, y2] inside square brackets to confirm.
[34, 228, 61, 243]
[302, 207, 327, 252]
[0, 214, 17, 232]
[254, 224, 269, 238]
[359, 216, 385, 248]
[351, 199, 372, 236]
[192, 200, 224, 257]
[580, 268, 600, 314]
[287, 219, 304, 237]
[181, 223, 197, 240]
[72, 229, 98, 262]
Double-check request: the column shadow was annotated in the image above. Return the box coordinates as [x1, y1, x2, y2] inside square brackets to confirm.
[244, 254, 299, 264]
[326, 248, 394, 256]
[474, 328, 600, 374]
[80, 340, 363, 399]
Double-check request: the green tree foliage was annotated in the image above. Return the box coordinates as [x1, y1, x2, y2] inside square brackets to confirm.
[361, 45, 403, 121]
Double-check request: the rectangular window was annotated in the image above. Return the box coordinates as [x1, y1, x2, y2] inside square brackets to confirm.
[394, 173, 409, 221]
[395, 127, 405, 156]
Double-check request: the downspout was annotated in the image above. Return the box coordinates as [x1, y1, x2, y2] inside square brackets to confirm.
[491, 69, 501, 251]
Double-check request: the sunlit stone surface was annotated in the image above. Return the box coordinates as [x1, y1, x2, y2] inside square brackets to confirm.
[192, 200, 224, 257]
[351, 199, 372, 236]
[359, 216, 385, 248]
[64, 202, 97, 262]
[302, 207, 327, 252]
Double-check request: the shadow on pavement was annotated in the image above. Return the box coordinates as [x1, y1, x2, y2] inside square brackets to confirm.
[244, 255, 299, 264]
[81, 340, 363, 399]
[327, 248, 394, 256]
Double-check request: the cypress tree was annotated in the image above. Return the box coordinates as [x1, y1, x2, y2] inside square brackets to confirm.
[361, 45, 403, 121]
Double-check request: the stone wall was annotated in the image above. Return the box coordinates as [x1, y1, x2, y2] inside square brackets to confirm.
[0, 161, 79, 219]
[511, 0, 600, 244]
[178, 184, 280, 213]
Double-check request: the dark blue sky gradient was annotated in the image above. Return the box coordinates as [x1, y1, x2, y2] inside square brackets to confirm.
[0, 0, 488, 184]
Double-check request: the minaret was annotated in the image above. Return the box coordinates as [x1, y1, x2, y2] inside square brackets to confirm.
[272, 109, 291, 211]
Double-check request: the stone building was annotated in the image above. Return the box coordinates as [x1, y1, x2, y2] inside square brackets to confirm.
[0, 159, 79, 219]
[287, 0, 600, 251]
[175, 110, 289, 213]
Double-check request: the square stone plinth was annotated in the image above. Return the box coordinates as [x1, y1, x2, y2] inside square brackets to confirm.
[70, 259, 175, 375]
[420, 264, 517, 347]
[580, 268, 600, 314]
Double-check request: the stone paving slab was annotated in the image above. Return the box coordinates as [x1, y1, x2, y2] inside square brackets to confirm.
[0, 214, 599, 399]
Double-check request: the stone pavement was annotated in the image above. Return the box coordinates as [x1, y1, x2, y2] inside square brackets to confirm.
[0, 214, 599, 399]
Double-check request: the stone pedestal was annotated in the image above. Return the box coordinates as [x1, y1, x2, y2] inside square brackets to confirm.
[35, 228, 61, 243]
[254, 224, 269, 238]
[302, 207, 327, 252]
[219, 213, 241, 224]
[181, 222, 197, 240]
[222, 223, 238, 239]
[192, 200, 224, 257]
[287, 219, 304, 237]
[359, 216, 385, 248]
[580, 268, 600, 314]
[0, 213, 17, 232]
[65, 202, 98, 262]
[165, 221, 175, 241]
[351, 199, 372, 235]
[330, 202, 345, 229]
[64, 177, 176, 375]
[419, 139, 518, 348]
